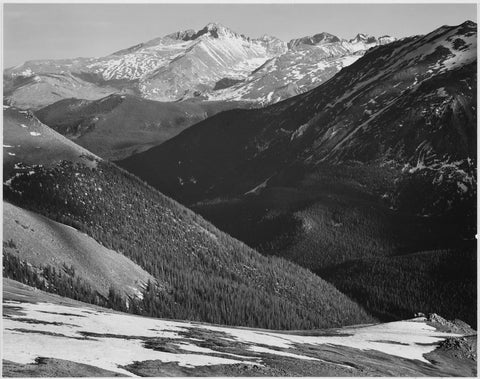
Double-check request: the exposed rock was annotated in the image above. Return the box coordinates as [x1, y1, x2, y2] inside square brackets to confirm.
[427, 313, 475, 334]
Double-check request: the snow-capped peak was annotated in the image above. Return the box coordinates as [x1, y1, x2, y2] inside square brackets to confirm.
[462, 20, 477, 28]
[288, 32, 341, 49]
[203, 22, 239, 38]
[165, 29, 197, 41]
[258, 34, 281, 42]
[378, 35, 396, 44]
[164, 22, 238, 41]
[205, 22, 225, 31]
[349, 33, 377, 44]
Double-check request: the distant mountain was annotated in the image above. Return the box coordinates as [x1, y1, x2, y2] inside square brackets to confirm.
[4, 23, 397, 109]
[4, 23, 287, 109]
[118, 21, 477, 325]
[35, 94, 251, 160]
[288, 32, 342, 48]
[3, 106, 374, 330]
[3, 71, 119, 110]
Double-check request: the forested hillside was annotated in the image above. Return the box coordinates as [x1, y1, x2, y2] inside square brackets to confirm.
[4, 159, 375, 330]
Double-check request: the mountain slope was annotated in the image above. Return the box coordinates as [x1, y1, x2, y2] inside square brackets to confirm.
[3, 71, 120, 110]
[3, 107, 374, 330]
[35, 95, 251, 160]
[320, 248, 477, 326]
[3, 105, 99, 176]
[4, 279, 477, 377]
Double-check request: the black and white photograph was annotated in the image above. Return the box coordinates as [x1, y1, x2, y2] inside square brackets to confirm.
[1, 1, 477, 376]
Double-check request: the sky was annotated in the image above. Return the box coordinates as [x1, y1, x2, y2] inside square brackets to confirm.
[3, 2, 477, 68]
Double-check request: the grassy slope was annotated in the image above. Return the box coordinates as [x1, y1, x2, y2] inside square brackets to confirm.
[3, 201, 154, 298]
[3, 106, 99, 176]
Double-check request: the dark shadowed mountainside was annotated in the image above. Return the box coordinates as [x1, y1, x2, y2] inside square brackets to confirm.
[35, 94, 251, 160]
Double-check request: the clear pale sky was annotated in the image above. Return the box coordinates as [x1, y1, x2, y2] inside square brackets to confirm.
[3, 2, 477, 68]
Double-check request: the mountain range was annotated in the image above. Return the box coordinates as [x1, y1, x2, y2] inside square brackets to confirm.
[5, 22, 394, 109]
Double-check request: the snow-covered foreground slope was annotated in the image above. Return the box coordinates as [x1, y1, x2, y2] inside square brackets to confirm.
[3, 279, 476, 377]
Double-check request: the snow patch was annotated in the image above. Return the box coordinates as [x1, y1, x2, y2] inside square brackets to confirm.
[290, 123, 309, 141]
[249, 346, 317, 361]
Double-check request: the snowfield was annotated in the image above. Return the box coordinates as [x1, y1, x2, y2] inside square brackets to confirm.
[3, 297, 467, 377]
